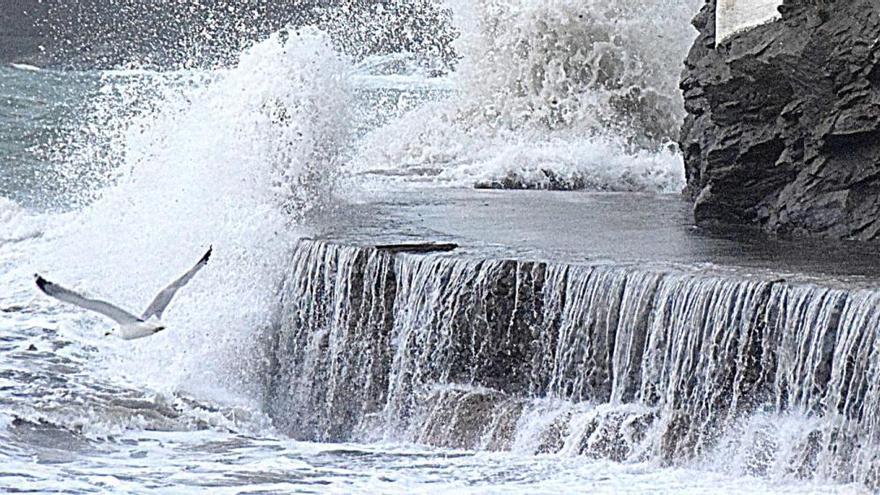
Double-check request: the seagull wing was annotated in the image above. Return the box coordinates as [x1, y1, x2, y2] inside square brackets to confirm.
[35, 275, 142, 325]
[142, 246, 212, 320]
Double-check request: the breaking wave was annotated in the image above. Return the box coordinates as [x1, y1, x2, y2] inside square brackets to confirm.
[23, 28, 354, 416]
[350, 0, 700, 192]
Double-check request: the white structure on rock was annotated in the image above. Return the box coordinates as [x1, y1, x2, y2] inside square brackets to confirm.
[715, 0, 783, 44]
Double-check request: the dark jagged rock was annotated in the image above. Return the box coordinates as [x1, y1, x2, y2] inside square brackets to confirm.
[680, 0, 880, 240]
[374, 242, 458, 253]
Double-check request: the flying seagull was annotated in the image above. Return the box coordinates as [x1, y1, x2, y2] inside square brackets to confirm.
[34, 247, 212, 340]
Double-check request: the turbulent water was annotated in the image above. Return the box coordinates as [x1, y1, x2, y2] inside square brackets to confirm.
[349, 0, 692, 192]
[0, 1, 872, 493]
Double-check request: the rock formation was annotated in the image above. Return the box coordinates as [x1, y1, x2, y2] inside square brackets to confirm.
[680, 0, 880, 240]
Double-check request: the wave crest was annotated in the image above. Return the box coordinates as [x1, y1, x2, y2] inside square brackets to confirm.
[350, 0, 700, 192]
[35, 28, 355, 409]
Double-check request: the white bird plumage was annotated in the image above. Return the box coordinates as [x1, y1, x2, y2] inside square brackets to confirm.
[34, 246, 212, 340]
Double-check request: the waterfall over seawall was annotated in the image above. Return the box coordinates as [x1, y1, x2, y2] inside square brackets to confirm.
[267, 239, 880, 486]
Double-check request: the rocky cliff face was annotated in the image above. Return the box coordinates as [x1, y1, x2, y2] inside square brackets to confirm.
[680, 0, 880, 240]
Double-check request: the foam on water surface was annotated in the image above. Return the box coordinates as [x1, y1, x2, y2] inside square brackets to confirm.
[0, 430, 865, 494]
[9, 63, 42, 72]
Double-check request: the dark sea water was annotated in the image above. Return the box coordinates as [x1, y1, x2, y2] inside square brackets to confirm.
[0, 66, 97, 207]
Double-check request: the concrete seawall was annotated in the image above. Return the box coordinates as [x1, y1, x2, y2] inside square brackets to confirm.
[263, 189, 880, 486]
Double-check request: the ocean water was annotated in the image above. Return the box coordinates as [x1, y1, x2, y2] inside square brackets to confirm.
[0, 2, 869, 494]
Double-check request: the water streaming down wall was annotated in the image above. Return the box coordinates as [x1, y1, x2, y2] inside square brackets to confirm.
[267, 240, 880, 486]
